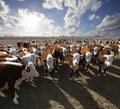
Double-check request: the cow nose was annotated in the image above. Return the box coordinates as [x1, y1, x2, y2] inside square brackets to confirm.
[25, 66, 30, 72]
[75, 62, 79, 66]
[35, 72, 39, 77]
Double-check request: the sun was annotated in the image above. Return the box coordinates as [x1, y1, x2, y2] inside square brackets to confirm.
[22, 15, 39, 29]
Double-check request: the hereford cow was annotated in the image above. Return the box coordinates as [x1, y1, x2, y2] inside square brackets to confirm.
[17, 49, 39, 82]
[98, 48, 113, 76]
[109, 43, 119, 59]
[66, 48, 82, 80]
[80, 47, 92, 71]
[40, 48, 55, 77]
[0, 61, 30, 104]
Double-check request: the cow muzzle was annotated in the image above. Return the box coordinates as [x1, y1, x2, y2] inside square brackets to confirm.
[25, 65, 30, 72]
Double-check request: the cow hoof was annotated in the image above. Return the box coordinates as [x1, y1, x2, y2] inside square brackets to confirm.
[103, 74, 106, 76]
[16, 86, 20, 90]
[13, 99, 19, 104]
[75, 78, 78, 81]
[69, 77, 72, 80]
[97, 74, 100, 77]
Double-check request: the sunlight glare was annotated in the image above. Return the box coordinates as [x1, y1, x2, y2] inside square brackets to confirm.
[23, 14, 39, 29]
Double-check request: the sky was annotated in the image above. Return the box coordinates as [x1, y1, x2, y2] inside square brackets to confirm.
[0, 0, 120, 37]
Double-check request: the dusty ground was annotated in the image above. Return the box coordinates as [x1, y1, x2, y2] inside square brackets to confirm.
[0, 37, 120, 109]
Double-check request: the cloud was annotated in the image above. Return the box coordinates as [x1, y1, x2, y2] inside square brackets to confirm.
[64, 0, 76, 9]
[3, 15, 20, 27]
[88, 13, 100, 20]
[64, 0, 102, 33]
[0, 26, 2, 31]
[87, 13, 120, 36]
[0, 0, 10, 16]
[17, 0, 24, 2]
[42, 0, 63, 10]
[0, 0, 63, 36]
[96, 13, 120, 30]
[0, 0, 17, 28]
[6, 8, 62, 36]
[42, 0, 102, 34]
[18, 0, 24, 1]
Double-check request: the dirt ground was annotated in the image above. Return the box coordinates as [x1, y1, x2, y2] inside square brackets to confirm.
[0, 37, 120, 109]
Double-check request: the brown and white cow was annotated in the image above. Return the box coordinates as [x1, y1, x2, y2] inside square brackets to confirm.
[40, 47, 55, 77]
[17, 49, 39, 80]
[66, 48, 82, 80]
[80, 47, 92, 71]
[109, 43, 119, 59]
[0, 61, 30, 104]
[98, 48, 113, 76]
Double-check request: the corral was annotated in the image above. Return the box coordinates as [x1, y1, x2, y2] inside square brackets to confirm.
[0, 37, 120, 109]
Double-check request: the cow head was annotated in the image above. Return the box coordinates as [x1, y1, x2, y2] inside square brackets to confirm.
[72, 53, 81, 67]
[46, 53, 54, 72]
[27, 61, 39, 77]
[103, 55, 113, 66]
[61, 47, 69, 60]
[85, 51, 92, 62]
[93, 47, 99, 55]
[21, 55, 39, 77]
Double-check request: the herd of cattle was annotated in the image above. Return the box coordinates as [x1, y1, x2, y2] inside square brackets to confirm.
[0, 38, 120, 104]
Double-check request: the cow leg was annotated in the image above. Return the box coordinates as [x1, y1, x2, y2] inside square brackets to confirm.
[50, 70, 54, 78]
[44, 67, 48, 76]
[0, 80, 7, 91]
[91, 56, 95, 64]
[69, 69, 73, 80]
[13, 91, 19, 104]
[81, 62, 85, 72]
[55, 59, 59, 68]
[98, 64, 101, 77]
[76, 70, 79, 80]
[15, 77, 24, 90]
[86, 62, 90, 71]
[60, 56, 63, 64]
[103, 67, 107, 76]
[8, 80, 19, 104]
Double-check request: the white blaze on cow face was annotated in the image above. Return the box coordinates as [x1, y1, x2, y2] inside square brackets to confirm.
[85, 52, 92, 62]
[76, 44, 81, 50]
[118, 45, 120, 52]
[27, 61, 39, 77]
[22, 53, 38, 66]
[70, 44, 75, 51]
[46, 53, 54, 72]
[22, 55, 31, 64]
[93, 47, 99, 55]
[104, 55, 113, 66]
[32, 47, 38, 55]
[21, 55, 39, 77]
[9, 47, 17, 56]
[40, 46, 46, 54]
[30, 53, 39, 66]
[72, 53, 80, 67]
[61, 47, 68, 57]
